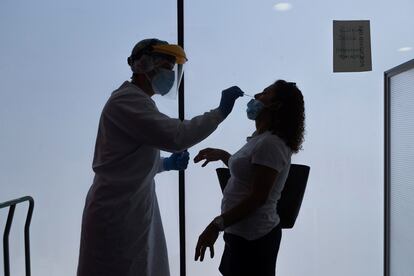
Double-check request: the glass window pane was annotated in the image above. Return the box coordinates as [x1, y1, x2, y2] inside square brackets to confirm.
[0, 1, 179, 275]
[389, 66, 414, 275]
[185, 1, 413, 275]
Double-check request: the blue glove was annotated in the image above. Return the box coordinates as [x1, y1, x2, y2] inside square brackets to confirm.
[218, 86, 244, 117]
[163, 150, 190, 171]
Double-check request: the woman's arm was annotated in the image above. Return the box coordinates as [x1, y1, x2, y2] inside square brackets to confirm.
[220, 163, 278, 227]
[194, 163, 278, 261]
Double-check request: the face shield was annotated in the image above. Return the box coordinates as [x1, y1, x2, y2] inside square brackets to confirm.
[148, 55, 184, 99]
[130, 43, 187, 99]
[151, 44, 186, 99]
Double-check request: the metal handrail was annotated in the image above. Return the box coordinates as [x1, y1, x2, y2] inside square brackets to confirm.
[0, 196, 34, 276]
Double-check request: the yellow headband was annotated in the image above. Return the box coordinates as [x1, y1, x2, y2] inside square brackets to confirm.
[152, 44, 188, 64]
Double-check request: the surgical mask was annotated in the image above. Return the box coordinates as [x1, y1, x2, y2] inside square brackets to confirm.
[246, 99, 265, 120]
[151, 68, 175, 96]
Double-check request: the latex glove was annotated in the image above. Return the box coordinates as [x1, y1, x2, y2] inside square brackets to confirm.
[218, 86, 244, 117]
[163, 150, 190, 171]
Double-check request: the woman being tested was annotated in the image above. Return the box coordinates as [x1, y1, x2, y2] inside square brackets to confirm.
[194, 80, 305, 276]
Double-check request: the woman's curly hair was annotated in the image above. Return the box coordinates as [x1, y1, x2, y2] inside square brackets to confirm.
[268, 80, 305, 153]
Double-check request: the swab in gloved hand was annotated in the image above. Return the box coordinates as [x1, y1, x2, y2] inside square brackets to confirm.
[218, 86, 244, 117]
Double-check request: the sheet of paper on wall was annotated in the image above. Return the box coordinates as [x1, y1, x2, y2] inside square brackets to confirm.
[333, 20, 372, 72]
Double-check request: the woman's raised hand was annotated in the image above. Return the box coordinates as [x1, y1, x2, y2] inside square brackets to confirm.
[193, 148, 225, 167]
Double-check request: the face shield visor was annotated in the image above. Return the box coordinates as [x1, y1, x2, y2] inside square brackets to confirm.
[130, 43, 187, 98]
[149, 44, 186, 99]
[149, 55, 184, 99]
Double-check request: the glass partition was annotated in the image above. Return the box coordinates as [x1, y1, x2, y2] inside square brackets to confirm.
[385, 60, 414, 276]
[0, 0, 179, 275]
[184, 0, 414, 275]
[1, 0, 414, 275]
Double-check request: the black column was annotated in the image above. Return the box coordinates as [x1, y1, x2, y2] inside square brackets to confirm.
[177, 0, 186, 276]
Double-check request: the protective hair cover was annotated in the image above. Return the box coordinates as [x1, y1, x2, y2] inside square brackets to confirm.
[129, 38, 187, 65]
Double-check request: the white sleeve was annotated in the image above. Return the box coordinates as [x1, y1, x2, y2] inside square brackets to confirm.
[157, 157, 166, 174]
[251, 136, 289, 172]
[104, 91, 225, 152]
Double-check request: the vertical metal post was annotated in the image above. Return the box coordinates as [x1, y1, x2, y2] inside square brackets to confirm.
[3, 205, 16, 276]
[24, 199, 34, 276]
[177, 0, 186, 275]
[384, 72, 390, 276]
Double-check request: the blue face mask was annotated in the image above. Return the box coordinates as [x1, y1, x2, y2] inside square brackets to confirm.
[151, 68, 175, 96]
[246, 99, 265, 120]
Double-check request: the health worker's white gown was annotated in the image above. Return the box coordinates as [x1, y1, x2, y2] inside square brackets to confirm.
[77, 81, 224, 276]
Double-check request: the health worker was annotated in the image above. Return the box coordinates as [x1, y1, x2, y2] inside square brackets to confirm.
[77, 38, 244, 276]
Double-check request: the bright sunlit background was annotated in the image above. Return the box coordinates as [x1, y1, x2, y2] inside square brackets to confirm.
[1, 0, 413, 275]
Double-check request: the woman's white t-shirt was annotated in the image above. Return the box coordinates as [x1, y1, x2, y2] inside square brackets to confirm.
[221, 131, 292, 240]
